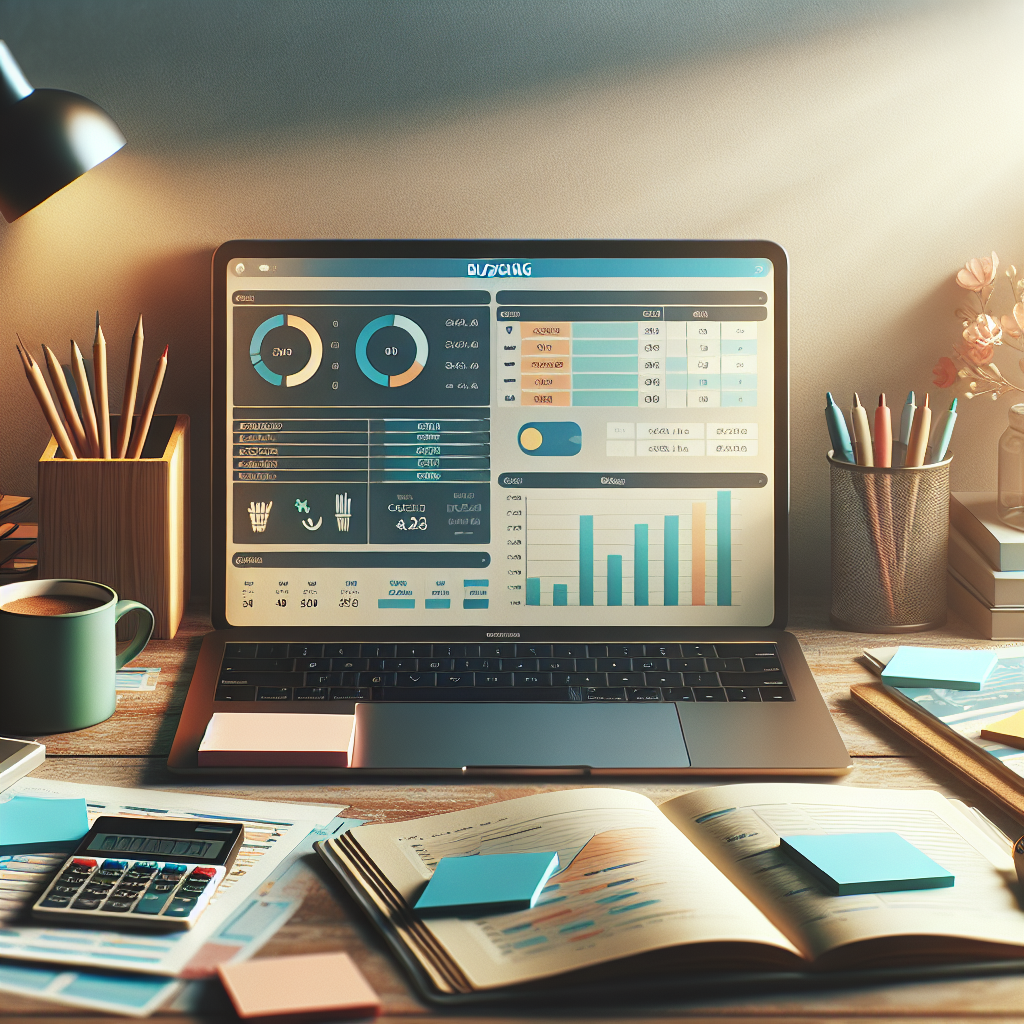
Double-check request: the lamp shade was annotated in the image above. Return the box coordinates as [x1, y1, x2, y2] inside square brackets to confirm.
[0, 40, 125, 222]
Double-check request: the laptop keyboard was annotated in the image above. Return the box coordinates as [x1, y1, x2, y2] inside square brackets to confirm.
[214, 642, 792, 704]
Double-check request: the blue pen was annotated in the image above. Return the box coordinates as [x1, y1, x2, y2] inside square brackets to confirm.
[929, 397, 958, 463]
[896, 390, 916, 466]
[825, 392, 855, 463]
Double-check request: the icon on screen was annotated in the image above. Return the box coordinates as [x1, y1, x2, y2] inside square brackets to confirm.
[247, 501, 272, 533]
[518, 422, 582, 456]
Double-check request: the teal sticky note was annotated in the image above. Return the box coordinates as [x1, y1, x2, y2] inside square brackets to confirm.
[781, 832, 954, 895]
[880, 646, 998, 691]
[414, 851, 559, 915]
[0, 796, 89, 855]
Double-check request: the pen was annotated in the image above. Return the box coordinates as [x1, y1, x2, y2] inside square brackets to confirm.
[929, 397, 958, 464]
[851, 393, 874, 466]
[896, 390, 916, 466]
[873, 393, 892, 467]
[905, 394, 932, 467]
[93, 315, 111, 458]
[824, 392, 855, 462]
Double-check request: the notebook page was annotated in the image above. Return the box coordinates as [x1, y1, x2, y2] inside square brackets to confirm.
[659, 783, 1023, 963]
[351, 787, 799, 990]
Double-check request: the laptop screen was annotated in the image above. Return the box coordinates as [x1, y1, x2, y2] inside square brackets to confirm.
[213, 242, 786, 634]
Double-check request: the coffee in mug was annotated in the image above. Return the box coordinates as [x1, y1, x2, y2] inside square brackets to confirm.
[0, 579, 154, 734]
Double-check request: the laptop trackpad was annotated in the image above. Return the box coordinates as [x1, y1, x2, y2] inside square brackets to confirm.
[351, 703, 690, 770]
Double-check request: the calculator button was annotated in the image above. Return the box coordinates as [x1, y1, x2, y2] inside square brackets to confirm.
[189, 867, 217, 879]
[72, 859, 97, 870]
[133, 891, 174, 915]
[52, 884, 80, 895]
[163, 898, 198, 917]
[40, 895, 72, 907]
[72, 897, 104, 910]
[113, 886, 144, 898]
[101, 860, 128, 871]
[150, 881, 177, 892]
[102, 899, 135, 912]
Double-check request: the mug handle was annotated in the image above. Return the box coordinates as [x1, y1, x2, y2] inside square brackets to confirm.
[114, 600, 155, 669]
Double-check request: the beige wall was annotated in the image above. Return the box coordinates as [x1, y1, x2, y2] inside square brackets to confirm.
[1, 0, 1021, 604]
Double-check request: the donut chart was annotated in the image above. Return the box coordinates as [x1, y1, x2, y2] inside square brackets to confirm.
[355, 314, 428, 387]
[250, 314, 323, 387]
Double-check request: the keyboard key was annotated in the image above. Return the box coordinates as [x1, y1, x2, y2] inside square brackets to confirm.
[670, 658, 707, 672]
[72, 897, 103, 910]
[328, 687, 372, 699]
[306, 672, 341, 686]
[682, 644, 717, 658]
[288, 643, 323, 657]
[683, 672, 721, 687]
[706, 657, 744, 672]
[396, 673, 436, 686]
[716, 643, 777, 656]
[382, 658, 419, 671]
[596, 658, 634, 671]
[395, 644, 433, 657]
[225, 642, 257, 658]
[479, 644, 516, 657]
[513, 672, 552, 686]
[608, 673, 645, 686]
[456, 657, 503, 671]
[134, 891, 173, 914]
[504, 659, 540, 671]
[256, 643, 289, 658]
[644, 672, 683, 686]
[539, 658, 575, 672]
[644, 644, 680, 657]
[216, 684, 254, 701]
[553, 645, 588, 658]
[760, 688, 794, 701]
[102, 899, 135, 912]
[356, 672, 396, 686]
[421, 659, 454, 671]
[223, 658, 294, 673]
[256, 687, 291, 701]
[627, 688, 662, 701]
[636, 659, 668, 671]
[725, 687, 762, 702]
[719, 672, 786, 687]
[564, 673, 607, 686]
[294, 687, 329, 700]
[296, 658, 331, 672]
[692, 688, 728, 702]
[586, 687, 627, 701]
[432, 644, 471, 657]
[331, 658, 369, 671]
[744, 656, 782, 672]
[515, 644, 552, 657]
[363, 644, 396, 657]
[436, 673, 475, 686]
[477, 673, 513, 687]
[608, 644, 645, 657]
[323, 644, 361, 657]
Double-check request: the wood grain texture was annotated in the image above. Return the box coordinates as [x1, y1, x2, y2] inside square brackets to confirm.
[37, 415, 190, 639]
[7, 604, 1024, 1020]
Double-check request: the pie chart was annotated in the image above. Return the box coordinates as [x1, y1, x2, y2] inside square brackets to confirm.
[249, 314, 322, 386]
[355, 314, 428, 387]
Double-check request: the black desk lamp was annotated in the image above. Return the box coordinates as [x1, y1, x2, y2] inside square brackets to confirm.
[0, 40, 125, 222]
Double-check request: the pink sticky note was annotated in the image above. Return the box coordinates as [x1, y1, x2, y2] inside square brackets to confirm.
[217, 951, 380, 1021]
[198, 713, 354, 767]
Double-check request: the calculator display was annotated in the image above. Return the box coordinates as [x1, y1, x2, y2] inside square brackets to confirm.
[86, 833, 226, 860]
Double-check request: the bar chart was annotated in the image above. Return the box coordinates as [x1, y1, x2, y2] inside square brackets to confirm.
[523, 492, 735, 607]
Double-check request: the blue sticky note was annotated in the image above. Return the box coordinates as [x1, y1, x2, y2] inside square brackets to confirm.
[780, 832, 954, 895]
[881, 646, 998, 691]
[414, 851, 559, 914]
[0, 796, 89, 855]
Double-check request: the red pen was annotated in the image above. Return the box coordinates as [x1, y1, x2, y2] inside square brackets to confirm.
[874, 393, 892, 467]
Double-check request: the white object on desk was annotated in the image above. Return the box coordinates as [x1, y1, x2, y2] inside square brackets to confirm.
[0, 738, 44, 795]
[199, 713, 355, 767]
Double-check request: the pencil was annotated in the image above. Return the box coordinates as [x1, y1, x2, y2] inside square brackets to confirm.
[16, 341, 78, 460]
[905, 394, 932, 467]
[127, 345, 168, 459]
[94, 315, 111, 458]
[851, 393, 874, 466]
[873, 393, 892, 468]
[115, 314, 144, 458]
[42, 344, 88, 457]
[71, 340, 101, 457]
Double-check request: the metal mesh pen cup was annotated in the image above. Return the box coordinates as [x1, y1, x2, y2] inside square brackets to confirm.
[829, 452, 951, 633]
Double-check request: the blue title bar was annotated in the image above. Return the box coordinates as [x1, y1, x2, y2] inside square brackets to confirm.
[239, 258, 772, 279]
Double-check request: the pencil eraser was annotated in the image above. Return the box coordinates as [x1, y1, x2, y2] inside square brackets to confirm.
[880, 646, 997, 690]
[0, 795, 89, 855]
[980, 708, 1024, 749]
[414, 851, 559, 915]
[780, 832, 954, 895]
[217, 951, 380, 1021]
[198, 713, 354, 767]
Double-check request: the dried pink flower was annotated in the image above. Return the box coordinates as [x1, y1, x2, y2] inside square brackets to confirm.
[933, 356, 957, 388]
[1002, 312, 1022, 338]
[957, 252, 999, 291]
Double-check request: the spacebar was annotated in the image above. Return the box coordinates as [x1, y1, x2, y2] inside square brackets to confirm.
[375, 687, 577, 702]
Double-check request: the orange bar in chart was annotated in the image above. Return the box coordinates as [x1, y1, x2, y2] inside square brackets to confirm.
[520, 322, 572, 344]
[522, 390, 572, 406]
[692, 502, 706, 606]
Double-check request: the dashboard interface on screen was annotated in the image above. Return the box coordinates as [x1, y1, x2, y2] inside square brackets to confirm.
[223, 254, 777, 628]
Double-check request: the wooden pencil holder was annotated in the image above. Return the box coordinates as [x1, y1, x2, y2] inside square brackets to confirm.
[38, 414, 190, 639]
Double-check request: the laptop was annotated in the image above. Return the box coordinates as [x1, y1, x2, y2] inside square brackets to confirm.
[167, 239, 850, 776]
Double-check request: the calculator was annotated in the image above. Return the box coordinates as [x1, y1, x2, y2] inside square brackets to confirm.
[32, 816, 244, 931]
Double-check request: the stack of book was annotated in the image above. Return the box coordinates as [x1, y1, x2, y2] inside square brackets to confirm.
[948, 492, 1024, 639]
[0, 493, 37, 577]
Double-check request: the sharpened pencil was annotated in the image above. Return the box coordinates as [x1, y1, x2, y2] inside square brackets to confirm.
[17, 340, 78, 460]
[93, 315, 111, 458]
[127, 344, 167, 459]
[71, 340, 100, 457]
[42, 344, 88, 457]
[115, 314, 144, 458]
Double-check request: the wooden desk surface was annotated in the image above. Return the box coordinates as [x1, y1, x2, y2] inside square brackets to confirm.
[7, 606, 1024, 1022]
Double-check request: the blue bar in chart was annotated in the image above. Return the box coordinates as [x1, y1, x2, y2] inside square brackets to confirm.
[664, 515, 679, 606]
[717, 490, 732, 606]
[526, 577, 540, 605]
[553, 584, 568, 605]
[634, 524, 648, 606]
[579, 515, 594, 606]
[607, 555, 623, 606]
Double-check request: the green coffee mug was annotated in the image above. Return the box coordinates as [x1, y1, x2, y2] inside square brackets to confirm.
[0, 579, 154, 734]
